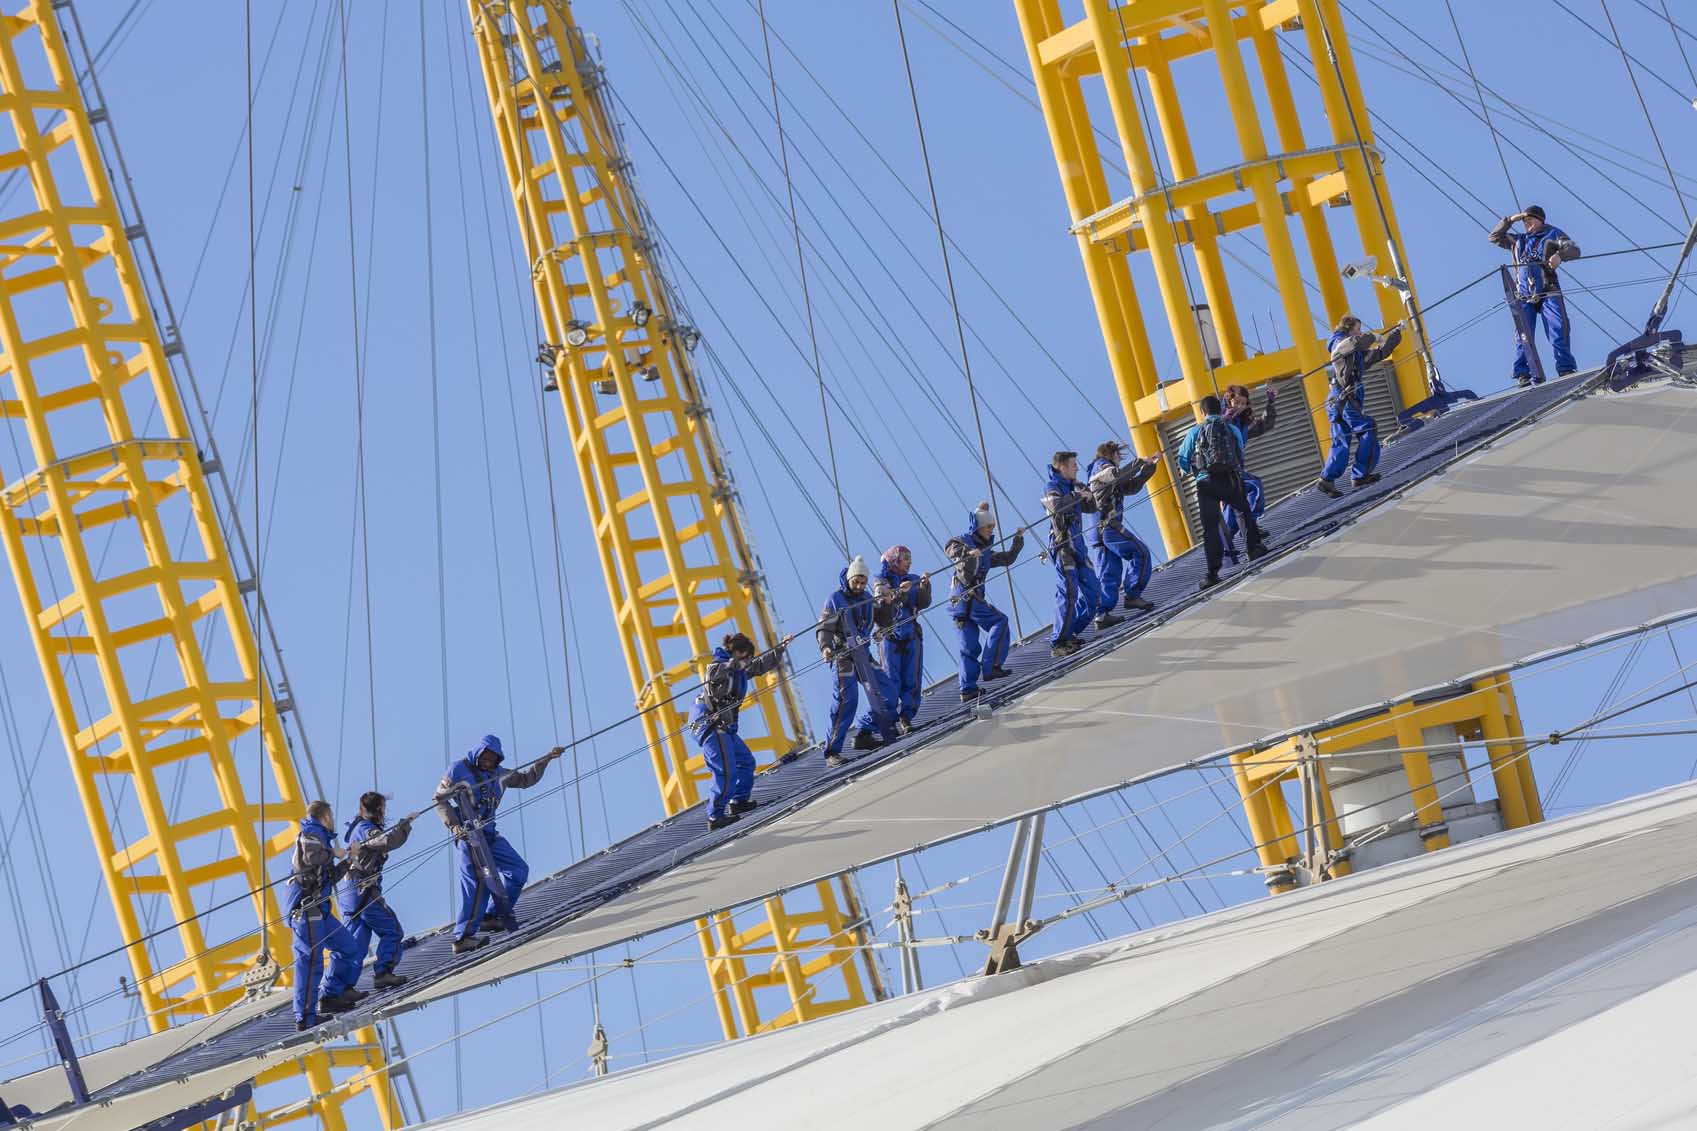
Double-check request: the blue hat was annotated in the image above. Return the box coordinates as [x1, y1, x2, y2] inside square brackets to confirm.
[471, 734, 505, 762]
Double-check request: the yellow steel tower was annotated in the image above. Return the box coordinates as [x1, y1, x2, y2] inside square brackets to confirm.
[0, 3, 398, 1126]
[1014, 0, 1541, 884]
[465, 0, 880, 1039]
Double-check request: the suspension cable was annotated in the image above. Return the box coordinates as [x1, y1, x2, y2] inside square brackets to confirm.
[754, 0, 847, 556]
[1599, 0, 1691, 225]
[889, 0, 1022, 637]
[1441, 0, 1517, 207]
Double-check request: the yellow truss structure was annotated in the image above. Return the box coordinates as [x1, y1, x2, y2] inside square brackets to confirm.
[465, 0, 879, 1039]
[1015, 0, 1432, 557]
[0, 3, 396, 1126]
[1015, 0, 1540, 877]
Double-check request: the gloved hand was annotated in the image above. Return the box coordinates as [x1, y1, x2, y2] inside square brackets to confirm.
[1545, 252, 1562, 271]
[545, 745, 565, 764]
[821, 646, 835, 664]
[1264, 386, 1276, 404]
[396, 816, 413, 833]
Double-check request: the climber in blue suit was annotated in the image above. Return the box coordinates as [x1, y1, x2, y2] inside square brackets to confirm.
[286, 801, 365, 1030]
[338, 791, 413, 990]
[1317, 316, 1402, 497]
[691, 631, 792, 830]
[1043, 451, 1119, 657]
[1489, 205, 1581, 384]
[434, 734, 563, 953]
[945, 503, 1025, 703]
[1084, 441, 1162, 615]
[856, 545, 931, 734]
[818, 556, 901, 767]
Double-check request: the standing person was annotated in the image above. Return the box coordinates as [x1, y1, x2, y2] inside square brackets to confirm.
[691, 631, 792, 830]
[435, 735, 564, 953]
[945, 503, 1025, 702]
[1043, 451, 1120, 658]
[857, 546, 930, 734]
[1316, 317, 1403, 498]
[1084, 442, 1162, 615]
[286, 801, 365, 1030]
[1489, 205, 1581, 385]
[818, 556, 901, 768]
[338, 792, 413, 991]
[1220, 383, 1278, 564]
[1178, 395, 1269, 590]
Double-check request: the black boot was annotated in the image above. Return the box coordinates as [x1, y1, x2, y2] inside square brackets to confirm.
[707, 811, 740, 831]
[1123, 595, 1153, 613]
[983, 665, 1014, 681]
[727, 798, 760, 816]
[960, 686, 982, 703]
[318, 991, 358, 1014]
[1354, 472, 1381, 487]
[1316, 478, 1342, 499]
[1199, 573, 1221, 592]
[1246, 541, 1270, 561]
[372, 969, 407, 990]
[297, 1015, 318, 1032]
[452, 933, 487, 955]
[1093, 612, 1125, 630]
[824, 752, 849, 769]
[852, 728, 882, 751]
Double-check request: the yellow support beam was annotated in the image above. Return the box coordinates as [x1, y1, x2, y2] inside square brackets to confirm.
[465, 0, 880, 1039]
[0, 3, 396, 1125]
[1014, 0, 1435, 554]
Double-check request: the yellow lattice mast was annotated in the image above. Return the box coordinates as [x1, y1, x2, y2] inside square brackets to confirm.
[464, 0, 880, 1039]
[0, 3, 398, 1126]
[1014, 0, 1541, 884]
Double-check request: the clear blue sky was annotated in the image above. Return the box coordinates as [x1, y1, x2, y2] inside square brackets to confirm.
[2, 0, 1696, 1123]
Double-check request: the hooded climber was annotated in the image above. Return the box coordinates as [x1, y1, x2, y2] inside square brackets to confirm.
[285, 800, 365, 1030]
[817, 555, 901, 767]
[945, 504, 1025, 702]
[1489, 205, 1581, 384]
[691, 631, 793, 830]
[1084, 442, 1162, 616]
[1317, 315, 1402, 498]
[854, 545, 931, 733]
[337, 791, 413, 990]
[1043, 451, 1119, 657]
[434, 734, 564, 953]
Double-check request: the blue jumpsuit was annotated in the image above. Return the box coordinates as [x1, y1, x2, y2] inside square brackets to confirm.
[1491, 219, 1579, 379]
[285, 818, 362, 1023]
[337, 816, 411, 978]
[817, 570, 899, 755]
[857, 563, 932, 727]
[1042, 465, 1103, 646]
[1084, 456, 1156, 608]
[1321, 327, 1399, 484]
[691, 645, 782, 818]
[434, 736, 549, 939]
[946, 515, 1024, 693]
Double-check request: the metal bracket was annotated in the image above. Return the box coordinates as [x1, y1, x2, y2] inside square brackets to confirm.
[239, 955, 283, 1002]
[977, 814, 1046, 975]
[38, 979, 88, 1105]
[587, 1023, 610, 1077]
[891, 864, 923, 995]
[140, 1082, 253, 1131]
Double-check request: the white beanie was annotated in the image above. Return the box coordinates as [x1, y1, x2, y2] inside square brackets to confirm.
[973, 502, 995, 530]
[846, 554, 871, 582]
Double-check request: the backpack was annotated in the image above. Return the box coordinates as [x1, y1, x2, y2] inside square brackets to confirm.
[1192, 418, 1241, 479]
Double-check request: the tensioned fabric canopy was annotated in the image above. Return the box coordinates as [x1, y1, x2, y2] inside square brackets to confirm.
[16, 376, 1697, 1128]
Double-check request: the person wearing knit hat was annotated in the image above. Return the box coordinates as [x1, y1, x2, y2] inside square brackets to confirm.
[1084, 441, 1162, 616]
[1042, 451, 1120, 657]
[945, 504, 1026, 701]
[1489, 206, 1581, 385]
[816, 555, 901, 767]
[852, 544, 931, 735]
[1316, 315, 1401, 498]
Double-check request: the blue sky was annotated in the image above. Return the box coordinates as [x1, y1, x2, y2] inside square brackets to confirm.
[2, 0, 1697, 1124]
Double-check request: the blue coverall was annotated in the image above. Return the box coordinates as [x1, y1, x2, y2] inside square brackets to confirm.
[946, 514, 1024, 693]
[857, 562, 932, 728]
[817, 570, 899, 755]
[691, 644, 782, 818]
[1042, 465, 1103, 646]
[337, 815, 411, 978]
[1084, 455, 1155, 608]
[1491, 218, 1579, 379]
[286, 817, 362, 1023]
[434, 736, 549, 939]
[1321, 327, 1391, 484]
